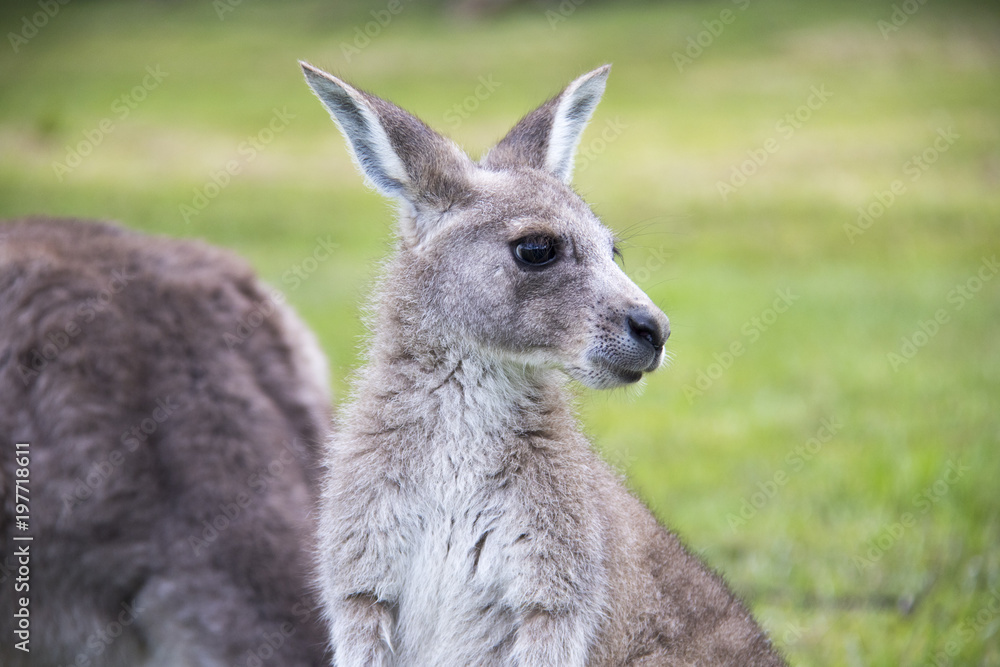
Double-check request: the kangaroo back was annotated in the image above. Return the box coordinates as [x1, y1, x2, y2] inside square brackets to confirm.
[0, 218, 331, 666]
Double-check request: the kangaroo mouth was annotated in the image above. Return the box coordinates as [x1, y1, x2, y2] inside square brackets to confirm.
[563, 336, 666, 389]
[593, 357, 646, 385]
[595, 343, 662, 375]
[566, 352, 658, 389]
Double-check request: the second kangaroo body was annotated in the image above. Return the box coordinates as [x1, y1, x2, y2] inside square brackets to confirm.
[302, 63, 785, 665]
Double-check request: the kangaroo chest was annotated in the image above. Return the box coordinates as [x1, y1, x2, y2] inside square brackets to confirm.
[391, 433, 530, 664]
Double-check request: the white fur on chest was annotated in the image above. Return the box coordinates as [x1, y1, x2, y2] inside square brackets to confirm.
[386, 365, 538, 664]
[395, 497, 519, 664]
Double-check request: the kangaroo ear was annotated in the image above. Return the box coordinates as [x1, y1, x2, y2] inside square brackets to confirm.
[300, 62, 473, 217]
[482, 65, 610, 184]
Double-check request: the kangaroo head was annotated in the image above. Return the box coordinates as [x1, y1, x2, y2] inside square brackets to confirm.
[302, 62, 669, 389]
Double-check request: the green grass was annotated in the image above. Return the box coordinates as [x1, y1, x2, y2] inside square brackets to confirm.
[2, 0, 999, 663]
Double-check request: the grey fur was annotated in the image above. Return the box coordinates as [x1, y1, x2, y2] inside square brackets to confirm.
[0, 218, 331, 666]
[303, 63, 785, 666]
[483, 64, 609, 184]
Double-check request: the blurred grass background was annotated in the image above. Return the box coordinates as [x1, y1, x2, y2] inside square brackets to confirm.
[2, 0, 998, 663]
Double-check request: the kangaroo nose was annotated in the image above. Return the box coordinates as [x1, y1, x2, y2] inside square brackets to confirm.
[627, 308, 668, 350]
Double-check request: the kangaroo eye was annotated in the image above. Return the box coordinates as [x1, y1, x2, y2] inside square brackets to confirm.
[512, 236, 559, 267]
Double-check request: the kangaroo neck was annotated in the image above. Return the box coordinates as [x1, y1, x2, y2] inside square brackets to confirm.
[354, 335, 572, 459]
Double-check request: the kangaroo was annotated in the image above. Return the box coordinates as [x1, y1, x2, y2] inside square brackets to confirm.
[301, 63, 785, 665]
[0, 218, 331, 666]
